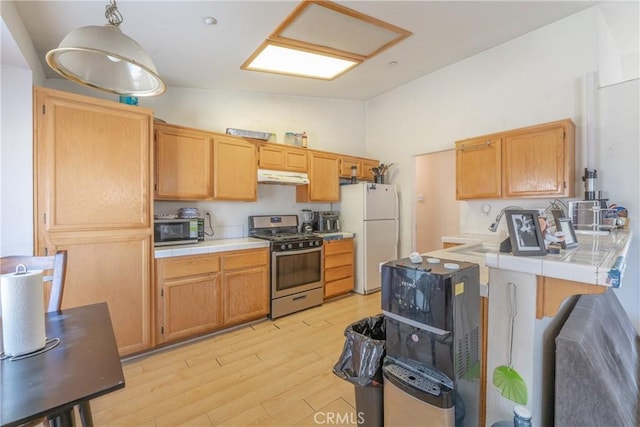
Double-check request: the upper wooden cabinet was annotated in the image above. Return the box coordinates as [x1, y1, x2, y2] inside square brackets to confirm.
[339, 156, 379, 181]
[455, 136, 502, 199]
[154, 123, 257, 201]
[502, 120, 574, 198]
[455, 119, 575, 200]
[258, 143, 308, 172]
[297, 150, 340, 202]
[212, 134, 257, 201]
[155, 123, 213, 200]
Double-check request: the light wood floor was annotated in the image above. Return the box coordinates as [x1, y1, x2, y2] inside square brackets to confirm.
[91, 293, 381, 426]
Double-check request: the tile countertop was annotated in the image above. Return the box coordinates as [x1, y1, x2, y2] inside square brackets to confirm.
[485, 228, 632, 287]
[154, 232, 355, 258]
[433, 229, 632, 289]
[315, 232, 355, 240]
[422, 247, 490, 297]
[155, 238, 270, 259]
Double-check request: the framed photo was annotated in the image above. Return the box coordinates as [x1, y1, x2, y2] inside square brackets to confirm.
[505, 210, 547, 256]
[555, 217, 578, 249]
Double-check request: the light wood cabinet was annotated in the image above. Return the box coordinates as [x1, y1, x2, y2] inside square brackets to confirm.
[339, 156, 379, 181]
[155, 123, 213, 200]
[258, 143, 308, 172]
[222, 248, 270, 326]
[323, 238, 354, 299]
[502, 120, 574, 198]
[155, 254, 222, 343]
[455, 119, 575, 200]
[297, 150, 340, 202]
[155, 248, 269, 345]
[455, 136, 502, 199]
[34, 87, 153, 356]
[213, 135, 257, 201]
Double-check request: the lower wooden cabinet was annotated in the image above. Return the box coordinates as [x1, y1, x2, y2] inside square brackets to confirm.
[155, 247, 269, 345]
[155, 253, 222, 343]
[323, 238, 355, 299]
[222, 249, 270, 326]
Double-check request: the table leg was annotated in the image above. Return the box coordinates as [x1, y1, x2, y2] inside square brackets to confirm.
[47, 408, 75, 427]
[78, 402, 93, 427]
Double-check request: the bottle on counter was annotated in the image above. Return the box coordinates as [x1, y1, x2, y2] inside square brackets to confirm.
[513, 406, 532, 427]
[301, 131, 308, 148]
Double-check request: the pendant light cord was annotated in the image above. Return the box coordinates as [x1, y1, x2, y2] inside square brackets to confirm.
[105, 0, 123, 27]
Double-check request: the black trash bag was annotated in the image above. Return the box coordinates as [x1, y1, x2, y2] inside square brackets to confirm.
[333, 314, 386, 387]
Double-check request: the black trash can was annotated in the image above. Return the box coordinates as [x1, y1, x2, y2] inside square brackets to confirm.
[333, 314, 385, 427]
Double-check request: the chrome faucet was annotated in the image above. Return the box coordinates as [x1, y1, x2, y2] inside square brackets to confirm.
[488, 206, 522, 232]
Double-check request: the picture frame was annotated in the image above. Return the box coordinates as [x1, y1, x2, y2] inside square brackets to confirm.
[555, 217, 578, 249]
[505, 210, 547, 256]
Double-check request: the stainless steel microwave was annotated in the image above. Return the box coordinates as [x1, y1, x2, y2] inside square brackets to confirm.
[154, 218, 202, 246]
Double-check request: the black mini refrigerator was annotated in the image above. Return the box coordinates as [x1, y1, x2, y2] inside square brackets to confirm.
[380, 257, 481, 427]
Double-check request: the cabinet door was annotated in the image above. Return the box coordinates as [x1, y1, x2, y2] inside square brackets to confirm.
[297, 151, 340, 202]
[155, 124, 213, 200]
[284, 147, 308, 172]
[213, 135, 257, 200]
[360, 159, 379, 181]
[223, 266, 269, 325]
[160, 274, 222, 343]
[502, 121, 574, 198]
[339, 157, 361, 178]
[456, 137, 502, 200]
[35, 87, 152, 232]
[49, 235, 153, 356]
[259, 144, 307, 172]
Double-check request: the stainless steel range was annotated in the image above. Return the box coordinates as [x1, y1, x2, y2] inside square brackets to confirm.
[249, 215, 324, 319]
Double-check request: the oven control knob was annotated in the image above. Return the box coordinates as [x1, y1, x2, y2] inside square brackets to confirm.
[298, 242, 304, 248]
[280, 244, 286, 250]
[287, 243, 293, 249]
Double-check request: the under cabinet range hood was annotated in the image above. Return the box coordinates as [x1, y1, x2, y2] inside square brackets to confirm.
[257, 168, 310, 185]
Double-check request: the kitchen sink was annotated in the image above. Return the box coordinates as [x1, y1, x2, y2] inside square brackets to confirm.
[447, 243, 499, 257]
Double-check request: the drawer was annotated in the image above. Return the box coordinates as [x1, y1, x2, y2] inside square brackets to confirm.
[324, 239, 353, 256]
[325, 277, 353, 299]
[162, 254, 220, 279]
[325, 252, 353, 269]
[325, 264, 353, 282]
[223, 248, 269, 270]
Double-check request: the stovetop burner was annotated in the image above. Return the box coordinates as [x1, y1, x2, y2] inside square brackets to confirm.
[252, 232, 319, 242]
[248, 215, 323, 251]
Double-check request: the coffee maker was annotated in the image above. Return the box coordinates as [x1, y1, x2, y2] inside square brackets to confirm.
[312, 211, 340, 233]
[301, 209, 314, 233]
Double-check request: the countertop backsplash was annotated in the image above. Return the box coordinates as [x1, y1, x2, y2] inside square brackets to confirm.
[154, 185, 332, 240]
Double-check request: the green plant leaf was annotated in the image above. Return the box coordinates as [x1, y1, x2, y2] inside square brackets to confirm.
[492, 365, 528, 404]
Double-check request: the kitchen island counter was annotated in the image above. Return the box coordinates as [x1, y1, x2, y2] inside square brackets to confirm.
[155, 238, 269, 258]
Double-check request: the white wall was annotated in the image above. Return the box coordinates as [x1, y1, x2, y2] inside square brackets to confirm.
[365, 7, 640, 328]
[0, 65, 34, 256]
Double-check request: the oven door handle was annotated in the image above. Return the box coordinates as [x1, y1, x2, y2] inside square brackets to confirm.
[272, 246, 322, 256]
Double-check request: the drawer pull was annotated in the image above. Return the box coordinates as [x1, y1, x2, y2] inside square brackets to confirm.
[293, 295, 307, 301]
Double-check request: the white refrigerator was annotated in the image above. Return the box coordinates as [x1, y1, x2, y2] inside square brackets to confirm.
[339, 182, 399, 294]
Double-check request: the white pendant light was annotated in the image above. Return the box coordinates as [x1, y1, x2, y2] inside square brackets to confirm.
[46, 0, 165, 97]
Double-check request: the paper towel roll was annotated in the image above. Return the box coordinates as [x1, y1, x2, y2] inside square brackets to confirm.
[1, 269, 46, 356]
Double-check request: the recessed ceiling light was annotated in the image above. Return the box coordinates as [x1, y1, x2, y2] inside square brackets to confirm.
[241, 1, 411, 80]
[245, 43, 358, 80]
[203, 17, 217, 25]
[388, 61, 398, 67]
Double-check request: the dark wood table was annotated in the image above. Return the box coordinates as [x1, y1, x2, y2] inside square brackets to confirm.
[1, 302, 125, 427]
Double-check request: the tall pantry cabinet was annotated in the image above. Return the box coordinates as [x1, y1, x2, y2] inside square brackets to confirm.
[34, 87, 153, 356]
